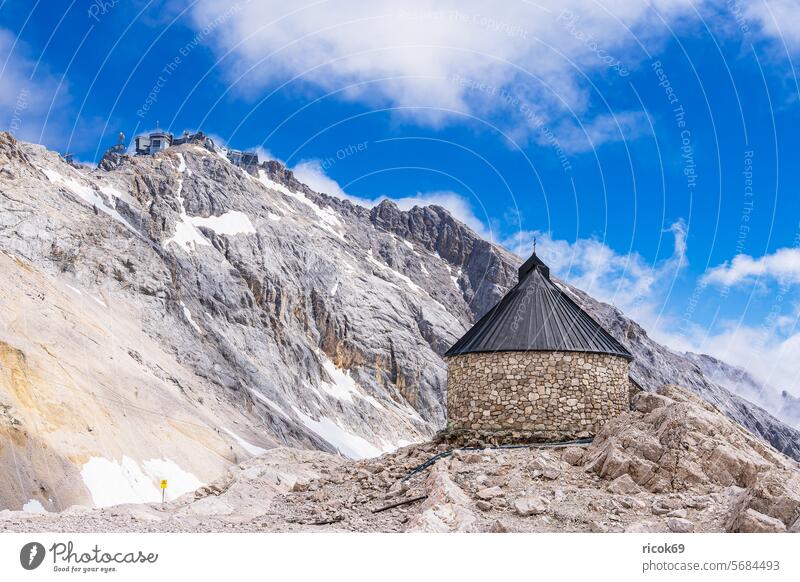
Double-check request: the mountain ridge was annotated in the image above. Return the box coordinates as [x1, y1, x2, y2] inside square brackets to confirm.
[0, 131, 798, 514]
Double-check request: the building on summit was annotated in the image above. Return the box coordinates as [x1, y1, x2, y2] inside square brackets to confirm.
[133, 128, 216, 156]
[102, 126, 261, 176]
[445, 249, 634, 441]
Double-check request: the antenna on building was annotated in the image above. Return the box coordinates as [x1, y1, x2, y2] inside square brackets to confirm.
[533, 236, 537, 254]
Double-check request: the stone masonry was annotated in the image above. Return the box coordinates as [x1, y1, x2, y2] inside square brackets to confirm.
[446, 351, 630, 439]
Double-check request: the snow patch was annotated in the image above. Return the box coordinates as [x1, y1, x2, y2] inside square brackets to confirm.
[330, 280, 339, 296]
[318, 355, 385, 410]
[176, 153, 187, 173]
[255, 171, 295, 198]
[291, 406, 385, 459]
[180, 301, 202, 334]
[190, 211, 256, 236]
[64, 284, 82, 296]
[142, 458, 203, 501]
[80, 456, 160, 507]
[22, 499, 48, 513]
[165, 179, 256, 252]
[43, 168, 138, 233]
[167, 217, 211, 251]
[440, 258, 462, 290]
[79, 455, 203, 507]
[451, 268, 462, 290]
[257, 170, 345, 241]
[98, 184, 136, 207]
[92, 295, 107, 308]
[165, 180, 211, 252]
[267, 212, 281, 221]
[222, 428, 267, 456]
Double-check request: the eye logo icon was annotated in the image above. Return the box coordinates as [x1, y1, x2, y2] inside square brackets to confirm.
[20, 542, 46, 570]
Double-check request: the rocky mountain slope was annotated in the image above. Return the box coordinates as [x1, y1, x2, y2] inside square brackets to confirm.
[3, 385, 798, 533]
[1, 132, 798, 514]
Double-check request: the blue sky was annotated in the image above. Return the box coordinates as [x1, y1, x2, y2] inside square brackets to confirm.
[1, 0, 800, 400]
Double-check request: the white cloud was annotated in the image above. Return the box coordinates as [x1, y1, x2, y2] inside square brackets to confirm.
[690, 242, 800, 419]
[251, 145, 278, 164]
[554, 111, 652, 154]
[504, 219, 686, 320]
[189, 1, 714, 149]
[742, 0, 800, 52]
[0, 28, 67, 144]
[292, 159, 367, 204]
[185, 1, 800, 153]
[702, 246, 800, 287]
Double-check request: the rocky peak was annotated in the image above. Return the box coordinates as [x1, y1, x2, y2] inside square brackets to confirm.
[368, 201, 517, 319]
[260, 159, 296, 186]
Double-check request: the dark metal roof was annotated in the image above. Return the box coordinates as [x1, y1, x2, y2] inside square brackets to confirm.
[445, 252, 632, 359]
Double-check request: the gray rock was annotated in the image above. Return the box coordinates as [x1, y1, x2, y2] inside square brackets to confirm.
[291, 478, 310, 492]
[589, 520, 609, 532]
[561, 447, 585, 466]
[541, 468, 560, 480]
[632, 392, 673, 414]
[651, 500, 672, 515]
[453, 451, 482, 464]
[735, 509, 787, 533]
[476, 486, 504, 500]
[514, 495, 549, 517]
[685, 495, 711, 510]
[667, 517, 695, 533]
[607, 474, 640, 495]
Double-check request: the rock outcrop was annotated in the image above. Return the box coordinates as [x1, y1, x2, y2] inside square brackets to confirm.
[584, 385, 800, 531]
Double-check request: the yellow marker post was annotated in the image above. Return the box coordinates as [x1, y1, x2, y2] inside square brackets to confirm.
[160, 480, 167, 504]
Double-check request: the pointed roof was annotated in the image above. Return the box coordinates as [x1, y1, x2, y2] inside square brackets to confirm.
[445, 251, 632, 359]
